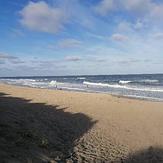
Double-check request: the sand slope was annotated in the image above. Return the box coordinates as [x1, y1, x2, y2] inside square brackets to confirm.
[0, 84, 163, 162]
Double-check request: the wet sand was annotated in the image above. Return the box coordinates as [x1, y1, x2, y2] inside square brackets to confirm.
[0, 83, 163, 162]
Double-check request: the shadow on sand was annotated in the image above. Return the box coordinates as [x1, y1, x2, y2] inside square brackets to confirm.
[1, 92, 163, 163]
[0, 92, 96, 163]
[123, 146, 163, 163]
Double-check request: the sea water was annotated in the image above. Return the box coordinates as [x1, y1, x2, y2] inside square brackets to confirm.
[1, 74, 163, 101]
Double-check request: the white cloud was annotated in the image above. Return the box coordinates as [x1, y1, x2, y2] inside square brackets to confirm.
[64, 56, 82, 62]
[86, 32, 106, 40]
[0, 53, 18, 60]
[94, 0, 114, 16]
[122, 0, 152, 15]
[0, 52, 25, 65]
[111, 33, 128, 41]
[57, 39, 82, 49]
[150, 4, 163, 22]
[10, 60, 25, 64]
[94, 0, 162, 20]
[134, 20, 144, 30]
[116, 21, 133, 33]
[20, 1, 68, 33]
[123, 0, 163, 24]
[0, 61, 5, 64]
[11, 29, 25, 37]
[153, 33, 163, 39]
[94, 0, 152, 16]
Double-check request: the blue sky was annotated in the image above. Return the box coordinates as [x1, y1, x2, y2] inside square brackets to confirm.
[0, 0, 163, 76]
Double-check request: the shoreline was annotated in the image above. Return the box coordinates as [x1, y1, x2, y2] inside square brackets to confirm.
[1, 82, 163, 103]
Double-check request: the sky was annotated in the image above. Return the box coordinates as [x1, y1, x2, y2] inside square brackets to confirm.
[0, 0, 163, 76]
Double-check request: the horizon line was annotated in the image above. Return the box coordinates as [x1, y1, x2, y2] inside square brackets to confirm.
[0, 73, 163, 78]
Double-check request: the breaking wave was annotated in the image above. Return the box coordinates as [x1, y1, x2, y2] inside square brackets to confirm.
[1, 74, 163, 101]
[49, 80, 57, 86]
[140, 79, 159, 83]
[77, 77, 86, 80]
[83, 81, 163, 92]
[119, 80, 131, 84]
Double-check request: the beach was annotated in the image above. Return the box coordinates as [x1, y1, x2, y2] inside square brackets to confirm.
[0, 83, 163, 162]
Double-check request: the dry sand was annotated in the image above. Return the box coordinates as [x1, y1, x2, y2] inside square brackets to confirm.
[0, 83, 163, 163]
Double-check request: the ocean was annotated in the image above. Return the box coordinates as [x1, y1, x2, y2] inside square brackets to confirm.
[1, 74, 163, 101]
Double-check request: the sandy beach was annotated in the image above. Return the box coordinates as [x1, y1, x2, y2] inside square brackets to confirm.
[0, 83, 163, 162]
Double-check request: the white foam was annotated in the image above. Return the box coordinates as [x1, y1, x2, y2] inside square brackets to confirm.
[77, 77, 86, 80]
[58, 86, 86, 91]
[1, 78, 163, 93]
[119, 80, 131, 84]
[140, 79, 159, 83]
[123, 94, 163, 101]
[83, 81, 163, 92]
[2, 79, 36, 85]
[17, 79, 36, 82]
[83, 81, 110, 87]
[83, 81, 126, 89]
[49, 80, 57, 86]
[0, 79, 49, 88]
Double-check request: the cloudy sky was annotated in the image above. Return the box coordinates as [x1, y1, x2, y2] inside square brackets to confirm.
[0, 0, 163, 76]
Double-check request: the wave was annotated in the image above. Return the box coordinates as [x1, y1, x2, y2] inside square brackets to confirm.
[2, 79, 36, 83]
[140, 79, 159, 83]
[1, 78, 163, 95]
[0, 79, 48, 88]
[119, 79, 159, 84]
[119, 80, 131, 84]
[58, 86, 86, 91]
[122, 95, 163, 101]
[77, 77, 86, 80]
[83, 81, 111, 87]
[83, 81, 163, 92]
[83, 81, 129, 89]
[49, 80, 57, 86]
